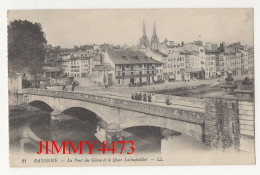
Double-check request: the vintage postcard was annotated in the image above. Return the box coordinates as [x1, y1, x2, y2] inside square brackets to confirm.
[8, 9, 255, 167]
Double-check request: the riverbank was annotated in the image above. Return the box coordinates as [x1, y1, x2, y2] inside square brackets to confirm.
[154, 83, 223, 98]
[9, 105, 49, 126]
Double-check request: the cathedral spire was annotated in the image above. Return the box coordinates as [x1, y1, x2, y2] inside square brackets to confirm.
[151, 20, 159, 51]
[153, 21, 157, 36]
[143, 19, 147, 37]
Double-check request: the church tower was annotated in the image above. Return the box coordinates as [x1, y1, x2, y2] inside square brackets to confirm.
[139, 19, 150, 52]
[151, 21, 160, 51]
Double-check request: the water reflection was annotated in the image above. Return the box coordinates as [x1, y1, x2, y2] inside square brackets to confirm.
[161, 134, 205, 155]
[10, 108, 205, 155]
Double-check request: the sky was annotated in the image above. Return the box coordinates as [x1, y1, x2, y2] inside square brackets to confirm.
[8, 9, 254, 48]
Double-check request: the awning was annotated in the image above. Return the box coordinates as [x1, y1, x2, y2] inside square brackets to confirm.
[217, 72, 221, 75]
[228, 71, 232, 74]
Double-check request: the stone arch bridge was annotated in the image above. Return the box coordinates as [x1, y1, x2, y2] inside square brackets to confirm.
[22, 88, 244, 149]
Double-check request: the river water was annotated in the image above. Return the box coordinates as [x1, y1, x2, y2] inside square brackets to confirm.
[9, 107, 205, 155]
[8, 90, 206, 156]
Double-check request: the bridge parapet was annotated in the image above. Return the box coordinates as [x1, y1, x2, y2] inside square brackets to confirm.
[23, 89, 205, 124]
[83, 87, 205, 108]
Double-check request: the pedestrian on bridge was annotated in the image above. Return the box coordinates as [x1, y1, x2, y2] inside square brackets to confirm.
[151, 93, 156, 103]
[143, 93, 147, 102]
[135, 93, 139, 100]
[62, 83, 67, 91]
[71, 82, 75, 91]
[148, 94, 152, 102]
[138, 93, 142, 101]
[166, 98, 171, 105]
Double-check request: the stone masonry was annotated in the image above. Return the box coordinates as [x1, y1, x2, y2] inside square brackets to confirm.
[205, 98, 240, 150]
[238, 101, 255, 153]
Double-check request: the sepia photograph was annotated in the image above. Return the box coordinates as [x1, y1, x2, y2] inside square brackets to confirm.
[7, 9, 255, 167]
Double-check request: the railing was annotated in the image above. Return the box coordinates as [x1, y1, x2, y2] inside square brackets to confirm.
[23, 89, 205, 124]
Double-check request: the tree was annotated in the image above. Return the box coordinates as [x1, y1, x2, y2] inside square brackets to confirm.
[8, 20, 47, 76]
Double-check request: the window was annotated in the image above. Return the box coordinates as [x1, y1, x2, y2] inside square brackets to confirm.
[232, 122, 235, 134]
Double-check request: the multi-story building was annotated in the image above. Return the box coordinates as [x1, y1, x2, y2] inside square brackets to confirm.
[181, 51, 200, 79]
[222, 45, 254, 76]
[235, 52, 242, 76]
[216, 53, 225, 74]
[92, 54, 102, 68]
[189, 52, 201, 73]
[145, 49, 167, 81]
[55, 50, 97, 78]
[241, 50, 248, 75]
[159, 40, 180, 55]
[205, 42, 218, 51]
[59, 56, 92, 78]
[223, 51, 235, 73]
[247, 49, 254, 74]
[43, 67, 62, 78]
[205, 50, 218, 79]
[154, 45, 189, 81]
[178, 52, 187, 80]
[103, 50, 162, 86]
[62, 56, 92, 78]
[92, 63, 115, 86]
[199, 46, 206, 76]
[182, 43, 205, 79]
[166, 47, 184, 81]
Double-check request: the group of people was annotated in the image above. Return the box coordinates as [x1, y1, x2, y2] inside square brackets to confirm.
[131, 92, 172, 105]
[184, 79, 190, 83]
[62, 81, 77, 91]
[131, 93, 156, 103]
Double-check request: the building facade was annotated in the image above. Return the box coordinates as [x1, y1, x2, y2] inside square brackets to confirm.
[103, 50, 162, 86]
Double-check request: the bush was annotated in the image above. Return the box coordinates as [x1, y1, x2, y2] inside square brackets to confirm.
[242, 77, 253, 85]
[225, 77, 234, 81]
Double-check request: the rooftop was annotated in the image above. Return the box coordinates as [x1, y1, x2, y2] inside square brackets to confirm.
[223, 51, 237, 55]
[205, 49, 220, 54]
[69, 56, 90, 60]
[107, 50, 162, 65]
[44, 67, 62, 72]
[93, 63, 114, 71]
[92, 54, 102, 61]
[152, 50, 168, 57]
[180, 50, 199, 55]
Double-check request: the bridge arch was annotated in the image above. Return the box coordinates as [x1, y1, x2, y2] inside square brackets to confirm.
[27, 94, 112, 123]
[62, 107, 101, 122]
[59, 103, 110, 123]
[120, 116, 203, 141]
[29, 100, 54, 112]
